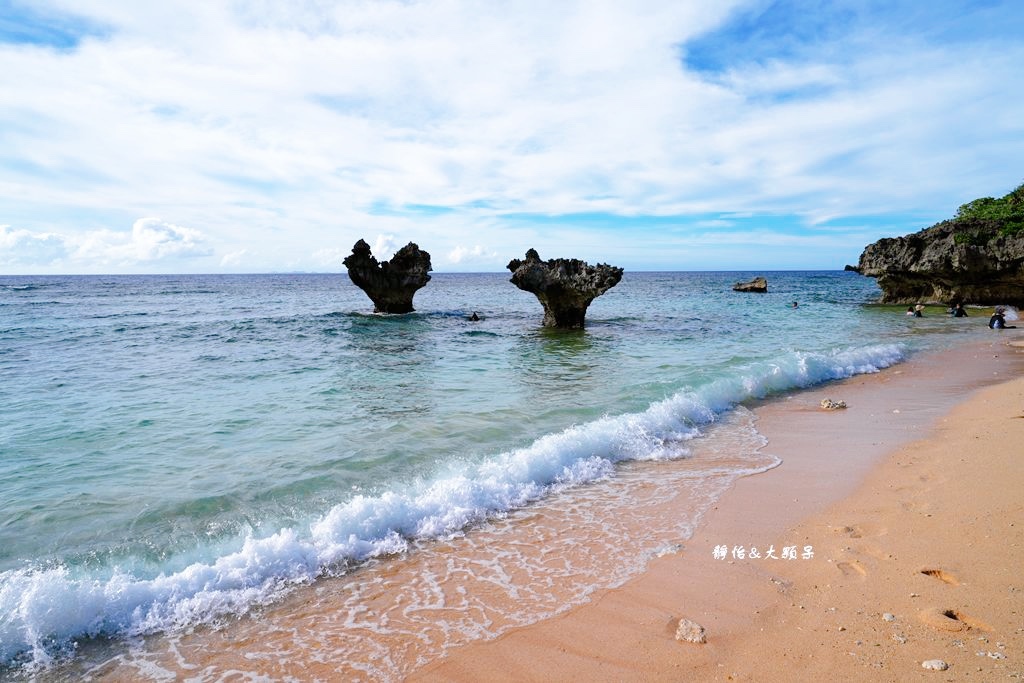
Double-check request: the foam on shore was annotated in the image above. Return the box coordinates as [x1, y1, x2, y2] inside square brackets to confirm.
[0, 343, 905, 671]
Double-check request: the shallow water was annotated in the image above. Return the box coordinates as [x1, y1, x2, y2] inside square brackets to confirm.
[0, 271, 985, 673]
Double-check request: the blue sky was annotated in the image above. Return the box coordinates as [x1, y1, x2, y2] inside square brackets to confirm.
[1, 0, 1022, 274]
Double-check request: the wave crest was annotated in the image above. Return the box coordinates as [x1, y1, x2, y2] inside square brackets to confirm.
[0, 343, 905, 670]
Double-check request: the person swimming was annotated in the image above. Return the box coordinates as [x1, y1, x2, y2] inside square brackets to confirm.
[989, 307, 1016, 329]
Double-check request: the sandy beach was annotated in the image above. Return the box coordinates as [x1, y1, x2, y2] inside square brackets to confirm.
[413, 335, 1024, 682]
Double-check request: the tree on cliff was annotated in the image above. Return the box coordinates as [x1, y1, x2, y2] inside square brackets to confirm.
[953, 181, 1024, 241]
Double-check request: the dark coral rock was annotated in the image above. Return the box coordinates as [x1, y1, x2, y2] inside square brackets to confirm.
[732, 276, 768, 293]
[856, 220, 1024, 306]
[343, 239, 432, 313]
[507, 248, 623, 328]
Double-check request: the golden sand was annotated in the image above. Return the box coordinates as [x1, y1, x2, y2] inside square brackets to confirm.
[414, 337, 1024, 682]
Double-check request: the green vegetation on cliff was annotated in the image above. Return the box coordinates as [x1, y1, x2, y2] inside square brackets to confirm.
[952, 181, 1024, 243]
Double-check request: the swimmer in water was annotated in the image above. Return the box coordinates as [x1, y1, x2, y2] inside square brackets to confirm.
[988, 307, 1016, 329]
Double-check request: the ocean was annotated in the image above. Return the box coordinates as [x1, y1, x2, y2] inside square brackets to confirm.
[0, 271, 988, 677]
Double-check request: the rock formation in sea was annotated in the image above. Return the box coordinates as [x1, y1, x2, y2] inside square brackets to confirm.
[856, 182, 1024, 306]
[343, 239, 432, 313]
[732, 276, 768, 293]
[507, 249, 623, 328]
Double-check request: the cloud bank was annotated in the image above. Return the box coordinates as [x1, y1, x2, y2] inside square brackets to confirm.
[1, 218, 209, 271]
[1, 0, 1022, 272]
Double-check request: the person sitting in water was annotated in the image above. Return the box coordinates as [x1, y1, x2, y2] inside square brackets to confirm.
[905, 306, 915, 316]
[913, 304, 924, 317]
[950, 303, 968, 317]
[468, 311, 480, 321]
[989, 308, 1016, 329]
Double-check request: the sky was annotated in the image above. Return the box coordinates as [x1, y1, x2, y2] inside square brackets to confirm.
[1, 0, 1023, 274]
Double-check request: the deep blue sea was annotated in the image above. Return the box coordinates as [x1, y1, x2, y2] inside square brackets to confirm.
[0, 271, 987, 671]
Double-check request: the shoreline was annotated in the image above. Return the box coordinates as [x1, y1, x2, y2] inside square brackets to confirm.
[24, 333, 1022, 681]
[412, 334, 1024, 681]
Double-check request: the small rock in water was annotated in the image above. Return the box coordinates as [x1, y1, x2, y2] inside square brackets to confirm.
[922, 659, 949, 671]
[732, 276, 768, 293]
[883, 613, 896, 622]
[675, 618, 707, 644]
[820, 398, 848, 410]
[653, 543, 683, 557]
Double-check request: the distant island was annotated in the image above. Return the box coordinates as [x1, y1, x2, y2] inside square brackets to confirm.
[854, 182, 1024, 306]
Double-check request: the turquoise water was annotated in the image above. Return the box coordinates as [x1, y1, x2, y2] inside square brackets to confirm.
[0, 272, 982, 669]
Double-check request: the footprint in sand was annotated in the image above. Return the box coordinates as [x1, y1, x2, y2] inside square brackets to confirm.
[918, 607, 991, 632]
[834, 523, 887, 539]
[920, 568, 959, 585]
[836, 560, 867, 578]
[834, 525, 862, 538]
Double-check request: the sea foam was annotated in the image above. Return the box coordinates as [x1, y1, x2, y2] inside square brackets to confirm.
[0, 343, 904, 670]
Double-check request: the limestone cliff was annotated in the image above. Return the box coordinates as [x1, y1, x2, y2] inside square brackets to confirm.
[855, 183, 1024, 306]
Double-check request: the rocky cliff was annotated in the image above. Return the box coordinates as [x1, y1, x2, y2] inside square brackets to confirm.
[855, 183, 1024, 306]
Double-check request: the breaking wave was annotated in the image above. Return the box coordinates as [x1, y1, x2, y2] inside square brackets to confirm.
[0, 343, 905, 671]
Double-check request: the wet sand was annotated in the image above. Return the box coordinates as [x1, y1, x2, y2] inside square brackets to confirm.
[413, 335, 1024, 682]
[73, 405, 778, 681]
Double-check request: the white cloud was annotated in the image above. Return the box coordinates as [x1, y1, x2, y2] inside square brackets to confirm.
[694, 219, 734, 229]
[446, 244, 498, 265]
[73, 218, 210, 264]
[311, 247, 347, 268]
[370, 234, 398, 261]
[130, 217, 208, 260]
[0, 218, 210, 271]
[220, 248, 250, 267]
[312, 234, 408, 270]
[0, 1, 1022, 272]
[0, 225, 69, 266]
